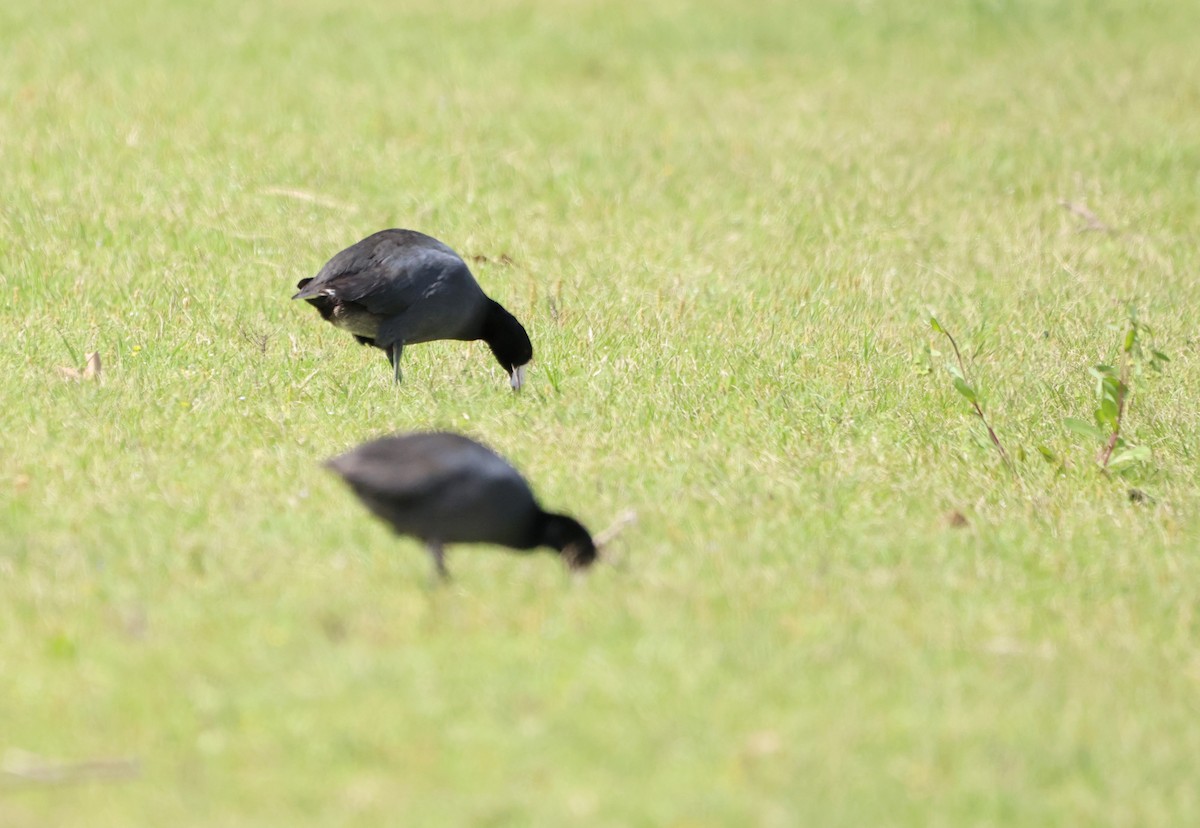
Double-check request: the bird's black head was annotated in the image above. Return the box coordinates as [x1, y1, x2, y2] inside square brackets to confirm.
[482, 299, 533, 390]
[537, 513, 597, 571]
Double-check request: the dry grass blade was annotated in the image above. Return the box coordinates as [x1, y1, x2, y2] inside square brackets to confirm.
[595, 509, 637, 549]
[84, 351, 101, 379]
[57, 351, 102, 381]
[1059, 199, 1113, 233]
[1, 750, 140, 788]
[260, 186, 359, 213]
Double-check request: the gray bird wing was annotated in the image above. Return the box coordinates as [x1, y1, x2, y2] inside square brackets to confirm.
[305, 244, 452, 305]
[295, 231, 486, 343]
[326, 433, 531, 506]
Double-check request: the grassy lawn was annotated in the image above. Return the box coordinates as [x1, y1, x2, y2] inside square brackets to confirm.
[3, 0, 1199, 823]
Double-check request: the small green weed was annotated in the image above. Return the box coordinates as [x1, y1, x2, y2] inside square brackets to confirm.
[929, 315, 1014, 472]
[1063, 307, 1169, 473]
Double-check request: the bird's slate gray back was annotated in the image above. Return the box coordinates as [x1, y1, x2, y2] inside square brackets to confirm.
[326, 432, 540, 549]
[300, 229, 489, 347]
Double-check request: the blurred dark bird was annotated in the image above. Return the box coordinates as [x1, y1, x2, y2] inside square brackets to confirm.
[293, 229, 532, 389]
[325, 432, 596, 579]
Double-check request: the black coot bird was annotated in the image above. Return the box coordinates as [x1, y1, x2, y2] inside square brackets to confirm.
[293, 229, 532, 389]
[326, 432, 596, 579]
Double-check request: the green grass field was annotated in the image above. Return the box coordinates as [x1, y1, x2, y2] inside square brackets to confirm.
[3, 0, 1200, 823]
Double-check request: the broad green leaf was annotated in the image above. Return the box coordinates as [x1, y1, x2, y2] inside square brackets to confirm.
[1037, 445, 1058, 464]
[1099, 396, 1119, 424]
[1064, 418, 1105, 441]
[952, 377, 978, 403]
[1123, 326, 1136, 353]
[1108, 445, 1151, 469]
[929, 316, 944, 333]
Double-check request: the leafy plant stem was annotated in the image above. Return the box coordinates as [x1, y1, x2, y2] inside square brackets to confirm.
[1098, 330, 1132, 471]
[932, 318, 1014, 474]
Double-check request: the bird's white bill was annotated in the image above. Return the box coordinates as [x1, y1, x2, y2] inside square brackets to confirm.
[510, 364, 528, 390]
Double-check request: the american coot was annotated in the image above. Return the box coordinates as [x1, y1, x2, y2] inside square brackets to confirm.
[294, 229, 532, 389]
[325, 432, 596, 579]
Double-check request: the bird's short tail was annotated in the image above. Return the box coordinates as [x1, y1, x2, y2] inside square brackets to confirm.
[292, 277, 318, 300]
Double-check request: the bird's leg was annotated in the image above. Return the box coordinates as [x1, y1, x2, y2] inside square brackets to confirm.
[426, 540, 449, 582]
[388, 342, 404, 384]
